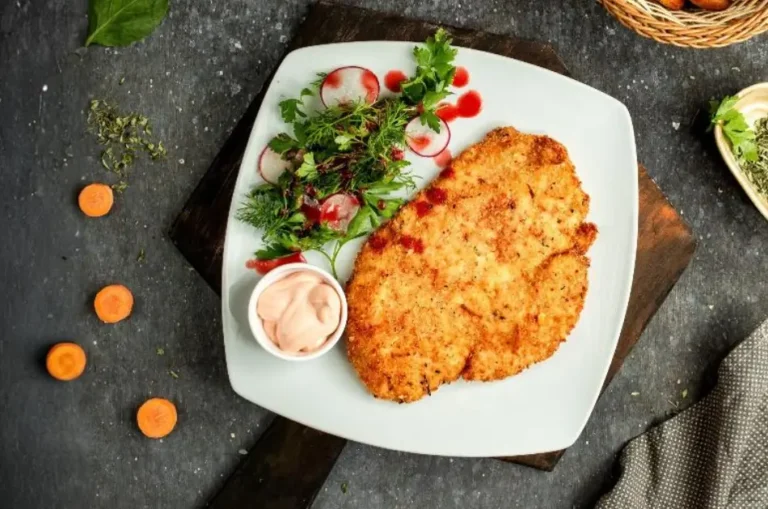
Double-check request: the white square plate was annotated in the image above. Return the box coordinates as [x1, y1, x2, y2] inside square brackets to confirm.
[222, 42, 637, 457]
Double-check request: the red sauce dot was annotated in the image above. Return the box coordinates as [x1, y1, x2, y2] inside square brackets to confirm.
[436, 103, 459, 123]
[370, 234, 388, 252]
[433, 148, 452, 168]
[457, 90, 482, 118]
[452, 66, 470, 88]
[384, 70, 407, 93]
[414, 201, 432, 217]
[399, 235, 425, 253]
[426, 187, 447, 205]
[409, 135, 431, 151]
[324, 70, 342, 88]
[440, 166, 456, 179]
[361, 70, 379, 103]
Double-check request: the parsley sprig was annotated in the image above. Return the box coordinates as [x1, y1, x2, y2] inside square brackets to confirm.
[400, 28, 458, 131]
[237, 29, 457, 277]
[710, 96, 758, 163]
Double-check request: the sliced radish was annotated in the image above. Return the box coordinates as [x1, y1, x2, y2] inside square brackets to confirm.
[320, 66, 380, 107]
[320, 193, 360, 232]
[405, 117, 451, 157]
[258, 146, 291, 184]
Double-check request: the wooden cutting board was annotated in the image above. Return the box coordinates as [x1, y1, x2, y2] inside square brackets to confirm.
[169, 2, 696, 506]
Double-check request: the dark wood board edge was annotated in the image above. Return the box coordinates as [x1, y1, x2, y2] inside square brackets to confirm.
[207, 417, 346, 509]
[168, 1, 698, 502]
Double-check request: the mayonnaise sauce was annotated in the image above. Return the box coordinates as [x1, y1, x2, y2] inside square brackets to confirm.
[257, 271, 341, 354]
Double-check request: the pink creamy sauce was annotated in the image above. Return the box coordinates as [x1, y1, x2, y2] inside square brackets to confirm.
[256, 271, 342, 354]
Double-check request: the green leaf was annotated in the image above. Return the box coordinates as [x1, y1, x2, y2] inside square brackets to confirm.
[255, 243, 292, 260]
[371, 198, 403, 219]
[279, 98, 306, 123]
[296, 152, 317, 179]
[345, 207, 375, 238]
[334, 133, 354, 151]
[85, 0, 169, 47]
[310, 72, 328, 91]
[268, 133, 298, 154]
[420, 110, 442, 132]
[300, 88, 313, 98]
[710, 95, 759, 163]
[293, 121, 308, 145]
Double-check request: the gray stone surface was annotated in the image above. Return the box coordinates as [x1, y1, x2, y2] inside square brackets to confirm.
[0, 0, 766, 508]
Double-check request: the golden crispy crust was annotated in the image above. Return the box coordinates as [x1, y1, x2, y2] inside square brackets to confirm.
[346, 127, 597, 402]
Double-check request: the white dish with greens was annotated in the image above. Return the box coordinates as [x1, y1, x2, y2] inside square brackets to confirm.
[712, 83, 768, 220]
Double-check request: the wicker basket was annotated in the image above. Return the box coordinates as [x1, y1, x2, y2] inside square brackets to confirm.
[600, 0, 768, 48]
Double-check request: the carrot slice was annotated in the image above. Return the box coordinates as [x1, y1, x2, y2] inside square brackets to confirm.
[94, 284, 134, 323]
[78, 183, 114, 217]
[46, 342, 87, 381]
[137, 398, 177, 438]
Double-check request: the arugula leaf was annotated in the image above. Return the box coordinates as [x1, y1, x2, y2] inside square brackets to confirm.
[710, 96, 758, 162]
[345, 207, 376, 238]
[85, 0, 169, 47]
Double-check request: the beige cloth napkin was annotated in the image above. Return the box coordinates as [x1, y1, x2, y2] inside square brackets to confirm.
[597, 319, 768, 508]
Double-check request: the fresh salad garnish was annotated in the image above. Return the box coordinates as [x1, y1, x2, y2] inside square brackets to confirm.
[237, 29, 458, 277]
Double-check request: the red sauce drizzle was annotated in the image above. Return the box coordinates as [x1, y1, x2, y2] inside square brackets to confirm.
[321, 204, 340, 222]
[384, 70, 407, 93]
[440, 166, 456, 179]
[436, 103, 459, 123]
[361, 70, 379, 103]
[324, 70, 342, 88]
[426, 187, 447, 204]
[399, 235, 424, 253]
[433, 148, 452, 168]
[457, 90, 482, 118]
[370, 234, 388, 252]
[409, 135, 431, 152]
[301, 202, 321, 223]
[245, 252, 306, 275]
[414, 201, 432, 218]
[452, 66, 470, 87]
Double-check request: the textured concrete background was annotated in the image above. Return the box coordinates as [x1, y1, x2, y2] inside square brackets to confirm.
[1, 0, 767, 508]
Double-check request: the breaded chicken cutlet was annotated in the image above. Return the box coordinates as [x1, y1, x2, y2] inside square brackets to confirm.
[346, 127, 597, 403]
